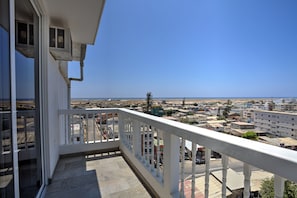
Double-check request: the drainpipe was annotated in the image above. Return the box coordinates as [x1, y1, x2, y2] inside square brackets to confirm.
[69, 44, 86, 82]
[68, 44, 86, 108]
[58, 44, 86, 109]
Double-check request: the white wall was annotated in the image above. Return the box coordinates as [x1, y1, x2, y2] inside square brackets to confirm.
[47, 54, 68, 177]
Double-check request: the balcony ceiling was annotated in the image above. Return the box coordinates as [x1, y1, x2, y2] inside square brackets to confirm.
[44, 0, 105, 44]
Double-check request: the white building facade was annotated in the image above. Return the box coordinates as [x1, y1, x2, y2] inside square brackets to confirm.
[254, 110, 297, 139]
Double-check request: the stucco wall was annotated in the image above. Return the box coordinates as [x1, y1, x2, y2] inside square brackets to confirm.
[47, 54, 68, 177]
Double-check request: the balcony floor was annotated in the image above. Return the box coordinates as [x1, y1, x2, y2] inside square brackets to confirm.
[45, 151, 151, 198]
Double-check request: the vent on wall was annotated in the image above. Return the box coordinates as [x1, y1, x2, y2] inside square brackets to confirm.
[49, 26, 72, 61]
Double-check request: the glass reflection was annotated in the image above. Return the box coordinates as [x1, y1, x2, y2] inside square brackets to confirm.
[15, 0, 42, 197]
[1, 0, 14, 196]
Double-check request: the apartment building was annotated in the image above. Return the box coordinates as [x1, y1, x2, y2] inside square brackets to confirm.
[254, 110, 297, 139]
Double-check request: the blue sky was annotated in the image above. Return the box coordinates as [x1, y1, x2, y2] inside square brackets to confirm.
[69, 0, 297, 99]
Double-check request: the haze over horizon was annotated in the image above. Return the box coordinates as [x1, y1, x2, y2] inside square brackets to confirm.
[69, 0, 297, 99]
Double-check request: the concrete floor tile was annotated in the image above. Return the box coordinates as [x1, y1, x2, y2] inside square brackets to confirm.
[45, 152, 151, 198]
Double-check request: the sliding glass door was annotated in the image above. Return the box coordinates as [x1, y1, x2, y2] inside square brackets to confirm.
[15, 0, 42, 197]
[0, 0, 14, 197]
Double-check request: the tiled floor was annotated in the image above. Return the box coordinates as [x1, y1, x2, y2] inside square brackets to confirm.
[45, 152, 151, 198]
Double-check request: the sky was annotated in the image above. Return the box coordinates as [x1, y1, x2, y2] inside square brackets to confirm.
[69, 0, 297, 99]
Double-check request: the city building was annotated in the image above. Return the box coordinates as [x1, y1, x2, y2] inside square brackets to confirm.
[254, 110, 297, 139]
[231, 122, 255, 130]
[241, 109, 255, 123]
[275, 103, 297, 112]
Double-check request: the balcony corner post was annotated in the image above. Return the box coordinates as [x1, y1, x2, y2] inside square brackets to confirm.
[163, 133, 180, 198]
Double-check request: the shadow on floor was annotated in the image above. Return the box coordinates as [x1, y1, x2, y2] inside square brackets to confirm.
[45, 154, 102, 198]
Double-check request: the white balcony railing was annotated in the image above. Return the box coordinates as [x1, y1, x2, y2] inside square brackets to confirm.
[59, 108, 297, 198]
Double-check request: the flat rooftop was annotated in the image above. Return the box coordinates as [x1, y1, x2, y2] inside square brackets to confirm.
[45, 152, 151, 198]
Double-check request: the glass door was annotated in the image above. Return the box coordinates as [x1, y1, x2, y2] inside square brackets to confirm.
[0, 0, 14, 197]
[15, 0, 42, 197]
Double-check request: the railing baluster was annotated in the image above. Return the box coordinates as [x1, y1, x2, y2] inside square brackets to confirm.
[180, 138, 185, 197]
[129, 119, 132, 150]
[243, 163, 251, 198]
[133, 120, 140, 157]
[222, 154, 229, 198]
[99, 113, 102, 142]
[24, 116, 28, 150]
[163, 133, 180, 197]
[191, 142, 196, 198]
[70, 114, 74, 144]
[80, 113, 83, 144]
[84, 113, 88, 144]
[142, 125, 145, 162]
[111, 113, 115, 141]
[65, 114, 67, 144]
[274, 175, 285, 198]
[205, 148, 211, 198]
[156, 130, 160, 178]
[146, 125, 149, 165]
[150, 127, 156, 172]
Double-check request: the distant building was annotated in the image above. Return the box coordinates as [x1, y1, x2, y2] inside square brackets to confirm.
[231, 122, 255, 130]
[207, 123, 224, 132]
[254, 110, 297, 139]
[275, 103, 297, 112]
[230, 121, 266, 137]
[241, 109, 255, 123]
[259, 136, 297, 150]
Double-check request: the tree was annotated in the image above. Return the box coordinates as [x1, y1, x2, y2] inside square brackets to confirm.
[268, 101, 275, 111]
[146, 92, 152, 113]
[222, 105, 231, 118]
[242, 131, 258, 140]
[260, 177, 297, 198]
[260, 178, 274, 198]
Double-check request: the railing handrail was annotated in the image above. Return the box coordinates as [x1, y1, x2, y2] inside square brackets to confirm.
[118, 108, 297, 183]
[59, 108, 119, 115]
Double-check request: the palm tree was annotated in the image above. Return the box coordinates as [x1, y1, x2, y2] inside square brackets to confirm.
[146, 92, 152, 113]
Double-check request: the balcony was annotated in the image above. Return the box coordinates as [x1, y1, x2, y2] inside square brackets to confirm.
[46, 108, 297, 197]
